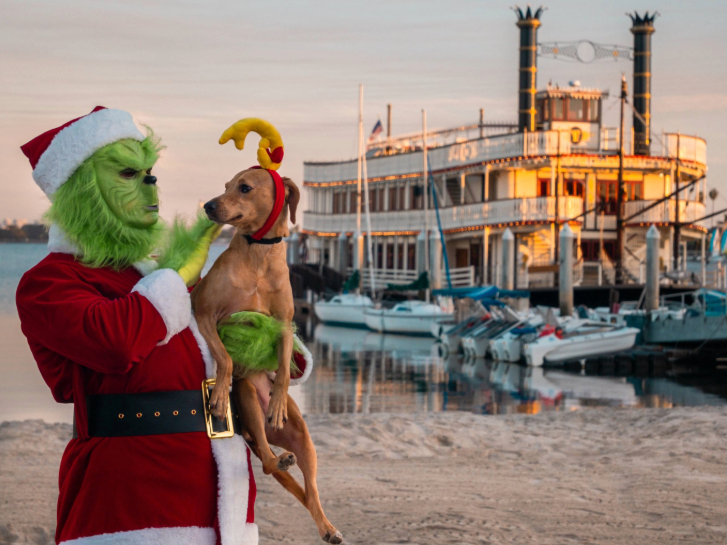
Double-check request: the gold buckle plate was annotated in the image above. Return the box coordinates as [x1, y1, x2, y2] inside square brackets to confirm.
[202, 379, 235, 439]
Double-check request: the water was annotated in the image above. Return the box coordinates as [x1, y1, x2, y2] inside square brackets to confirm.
[297, 322, 727, 415]
[2, 243, 726, 423]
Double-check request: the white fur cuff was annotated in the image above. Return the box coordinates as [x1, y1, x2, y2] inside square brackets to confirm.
[132, 269, 191, 345]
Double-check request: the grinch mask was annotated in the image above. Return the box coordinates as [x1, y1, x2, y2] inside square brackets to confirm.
[45, 134, 166, 270]
[94, 139, 160, 229]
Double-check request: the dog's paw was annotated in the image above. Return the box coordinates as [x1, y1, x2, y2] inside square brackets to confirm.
[266, 392, 288, 430]
[277, 452, 296, 471]
[209, 380, 230, 420]
[263, 451, 297, 475]
[323, 530, 343, 544]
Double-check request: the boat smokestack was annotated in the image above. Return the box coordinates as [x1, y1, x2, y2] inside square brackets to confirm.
[387, 104, 392, 139]
[515, 5, 544, 133]
[629, 11, 657, 156]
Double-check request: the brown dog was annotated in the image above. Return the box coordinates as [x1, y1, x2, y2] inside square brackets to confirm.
[191, 167, 342, 544]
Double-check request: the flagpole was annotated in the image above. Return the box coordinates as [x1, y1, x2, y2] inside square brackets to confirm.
[423, 109, 430, 303]
[362, 88, 376, 295]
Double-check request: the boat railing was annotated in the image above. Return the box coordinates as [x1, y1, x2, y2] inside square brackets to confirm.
[703, 262, 726, 290]
[303, 196, 584, 234]
[349, 266, 476, 289]
[623, 199, 706, 225]
[662, 133, 707, 165]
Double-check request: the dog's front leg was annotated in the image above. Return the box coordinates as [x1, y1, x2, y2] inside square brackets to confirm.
[197, 314, 233, 420]
[268, 326, 292, 430]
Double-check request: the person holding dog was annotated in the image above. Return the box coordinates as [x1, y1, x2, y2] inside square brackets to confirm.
[16, 107, 258, 545]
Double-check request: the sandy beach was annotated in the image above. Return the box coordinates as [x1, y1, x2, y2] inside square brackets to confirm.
[2, 408, 727, 544]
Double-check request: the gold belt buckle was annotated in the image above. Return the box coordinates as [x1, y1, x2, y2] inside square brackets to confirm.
[202, 379, 235, 439]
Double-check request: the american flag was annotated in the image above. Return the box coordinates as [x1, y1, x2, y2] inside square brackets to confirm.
[368, 119, 383, 142]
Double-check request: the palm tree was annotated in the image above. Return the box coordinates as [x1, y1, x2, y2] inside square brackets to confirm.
[709, 188, 719, 229]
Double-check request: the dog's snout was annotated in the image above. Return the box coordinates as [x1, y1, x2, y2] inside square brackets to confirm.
[143, 175, 157, 185]
[204, 200, 217, 215]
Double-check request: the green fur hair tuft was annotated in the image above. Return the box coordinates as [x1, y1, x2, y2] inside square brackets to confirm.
[156, 212, 216, 271]
[218, 311, 300, 375]
[45, 133, 165, 270]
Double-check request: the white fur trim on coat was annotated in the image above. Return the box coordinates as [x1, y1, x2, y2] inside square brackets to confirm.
[59, 526, 216, 545]
[48, 223, 80, 255]
[33, 108, 145, 196]
[188, 316, 259, 545]
[47, 225, 159, 279]
[132, 269, 191, 345]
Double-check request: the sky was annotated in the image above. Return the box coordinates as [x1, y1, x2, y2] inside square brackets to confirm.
[1, 0, 726, 225]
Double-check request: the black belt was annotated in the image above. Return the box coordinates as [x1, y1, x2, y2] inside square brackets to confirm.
[73, 385, 241, 439]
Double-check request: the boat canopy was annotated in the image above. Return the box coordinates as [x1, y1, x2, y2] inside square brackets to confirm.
[432, 286, 529, 301]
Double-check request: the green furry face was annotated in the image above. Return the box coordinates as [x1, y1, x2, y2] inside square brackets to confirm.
[45, 134, 166, 270]
[94, 140, 159, 228]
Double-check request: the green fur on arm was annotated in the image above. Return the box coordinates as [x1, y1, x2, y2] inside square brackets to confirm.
[156, 213, 216, 271]
[218, 311, 300, 374]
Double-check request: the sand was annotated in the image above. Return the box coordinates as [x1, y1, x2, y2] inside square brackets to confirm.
[2, 408, 727, 544]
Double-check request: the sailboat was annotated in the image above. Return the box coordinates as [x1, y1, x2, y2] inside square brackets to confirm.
[314, 84, 375, 326]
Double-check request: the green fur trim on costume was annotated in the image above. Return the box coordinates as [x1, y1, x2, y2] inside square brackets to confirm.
[218, 311, 301, 374]
[45, 133, 165, 270]
[156, 213, 216, 272]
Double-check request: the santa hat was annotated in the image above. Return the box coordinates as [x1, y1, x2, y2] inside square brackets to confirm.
[20, 106, 145, 197]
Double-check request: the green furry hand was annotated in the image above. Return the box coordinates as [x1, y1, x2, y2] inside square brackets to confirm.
[177, 222, 223, 287]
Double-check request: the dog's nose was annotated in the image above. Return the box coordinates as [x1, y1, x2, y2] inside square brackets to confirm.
[143, 175, 157, 185]
[204, 200, 217, 215]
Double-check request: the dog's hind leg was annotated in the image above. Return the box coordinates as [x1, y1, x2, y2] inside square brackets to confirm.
[267, 393, 342, 544]
[232, 378, 296, 475]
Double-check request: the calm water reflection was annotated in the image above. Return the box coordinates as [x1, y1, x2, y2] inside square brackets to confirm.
[297, 322, 727, 416]
[2, 243, 727, 423]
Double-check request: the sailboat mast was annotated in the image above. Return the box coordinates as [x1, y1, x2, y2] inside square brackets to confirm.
[362, 129, 376, 294]
[357, 85, 363, 239]
[357, 84, 376, 294]
[423, 110, 430, 302]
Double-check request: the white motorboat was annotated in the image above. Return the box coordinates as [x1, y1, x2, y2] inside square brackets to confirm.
[522, 320, 639, 367]
[314, 293, 374, 327]
[433, 314, 490, 357]
[363, 301, 453, 336]
[461, 307, 523, 358]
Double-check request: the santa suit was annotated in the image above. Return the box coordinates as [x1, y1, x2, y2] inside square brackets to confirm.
[16, 228, 258, 545]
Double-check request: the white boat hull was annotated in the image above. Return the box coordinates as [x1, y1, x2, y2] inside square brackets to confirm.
[523, 327, 639, 367]
[314, 298, 372, 326]
[364, 309, 453, 336]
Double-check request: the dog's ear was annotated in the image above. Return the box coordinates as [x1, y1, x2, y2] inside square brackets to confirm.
[282, 177, 300, 225]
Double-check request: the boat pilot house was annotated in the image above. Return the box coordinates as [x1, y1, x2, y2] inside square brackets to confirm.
[298, 9, 708, 290]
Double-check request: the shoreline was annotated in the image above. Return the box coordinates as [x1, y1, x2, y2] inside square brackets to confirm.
[2, 407, 727, 544]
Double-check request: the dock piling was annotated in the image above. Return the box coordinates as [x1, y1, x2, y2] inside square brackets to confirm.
[501, 228, 515, 290]
[559, 223, 574, 317]
[645, 225, 660, 311]
[430, 230, 443, 290]
[337, 232, 349, 275]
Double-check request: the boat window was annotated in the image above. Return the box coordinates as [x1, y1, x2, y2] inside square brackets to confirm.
[567, 98, 585, 121]
[396, 306, 412, 312]
[332, 297, 341, 303]
[552, 98, 564, 120]
[589, 99, 600, 122]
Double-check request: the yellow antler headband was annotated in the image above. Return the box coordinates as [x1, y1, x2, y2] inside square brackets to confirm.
[218, 118, 284, 171]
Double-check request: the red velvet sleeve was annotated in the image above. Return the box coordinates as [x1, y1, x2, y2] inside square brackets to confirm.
[16, 262, 168, 375]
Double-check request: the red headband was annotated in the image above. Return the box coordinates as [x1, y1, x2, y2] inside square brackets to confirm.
[249, 166, 286, 241]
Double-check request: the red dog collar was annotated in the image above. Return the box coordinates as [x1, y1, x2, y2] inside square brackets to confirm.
[249, 166, 285, 241]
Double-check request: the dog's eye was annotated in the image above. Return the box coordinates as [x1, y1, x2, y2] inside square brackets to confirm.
[239, 184, 252, 194]
[119, 168, 138, 179]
